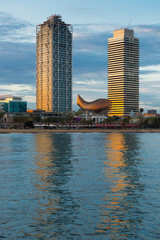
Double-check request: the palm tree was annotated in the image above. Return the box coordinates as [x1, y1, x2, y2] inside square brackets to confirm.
[14, 116, 26, 128]
[106, 116, 113, 128]
[24, 116, 34, 128]
[43, 117, 53, 127]
[86, 119, 93, 128]
[122, 116, 131, 129]
[0, 112, 4, 127]
[143, 118, 149, 128]
[0, 112, 4, 121]
[58, 116, 65, 128]
[138, 116, 144, 128]
[66, 112, 74, 129]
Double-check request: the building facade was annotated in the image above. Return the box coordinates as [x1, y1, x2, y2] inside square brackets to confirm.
[108, 29, 139, 116]
[0, 96, 27, 113]
[36, 15, 72, 113]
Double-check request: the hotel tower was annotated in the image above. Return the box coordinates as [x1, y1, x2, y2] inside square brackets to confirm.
[36, 15, 72, 113]
[108, 29, 139, 116]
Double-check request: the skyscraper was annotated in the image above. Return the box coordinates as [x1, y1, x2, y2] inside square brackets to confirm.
[108, 28, 139, 116]
[36, 15, 72, 113]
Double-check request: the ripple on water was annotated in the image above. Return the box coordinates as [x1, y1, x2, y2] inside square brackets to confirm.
[0, 133, 160, 239]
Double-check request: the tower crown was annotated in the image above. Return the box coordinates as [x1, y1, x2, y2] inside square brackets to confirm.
[113, 28, 134, 38]
[47, 15, 62, 22]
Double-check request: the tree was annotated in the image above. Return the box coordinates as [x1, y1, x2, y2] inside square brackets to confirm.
[75, 109, 83, 116]
[24, 116, 34, 128]
[85, 119, 93, 128]
[0, 112, 4, 127]
[143, 118, 149, 128]
[14, 116, 34, 128]
[58, 116, 66, 128]
[0, 112, 4, 121]
[33, 115, 41, 123]
[122, 116, 131, 129]
[14, 116, 26, 128]
[105, 116, 113, 128]
[43, 117, 53, 127]
[138, 116, 144, 128]
[156, 117, 160, 128]
[65, 112, 74, 129]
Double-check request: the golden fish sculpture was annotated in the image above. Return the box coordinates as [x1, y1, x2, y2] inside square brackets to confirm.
[77, 94, 112, 113]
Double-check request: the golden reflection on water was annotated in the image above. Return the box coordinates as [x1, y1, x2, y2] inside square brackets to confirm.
[105, 133, 127, 193]
[34, 134, 56, 183]
[31, 134, 60, 232]
[97, 133, 131, 237]
[30, 133, 74, 237]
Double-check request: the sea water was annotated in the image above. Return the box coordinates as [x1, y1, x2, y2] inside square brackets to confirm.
[0, 133, 160, 239]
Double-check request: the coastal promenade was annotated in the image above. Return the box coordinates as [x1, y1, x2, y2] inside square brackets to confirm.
[0, 128, 160, 133]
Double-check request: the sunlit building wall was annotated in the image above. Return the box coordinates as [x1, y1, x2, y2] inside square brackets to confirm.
[108, 29, 139, 116]
[36, 15, 72, 113]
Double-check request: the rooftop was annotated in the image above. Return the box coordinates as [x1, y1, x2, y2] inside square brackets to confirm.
[113, 28, 134, 38]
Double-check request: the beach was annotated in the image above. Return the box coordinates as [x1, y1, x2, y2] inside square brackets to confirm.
[0, 128, 160, 134]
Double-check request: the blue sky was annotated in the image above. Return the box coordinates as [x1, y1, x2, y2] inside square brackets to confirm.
[0, 0, 160, 112]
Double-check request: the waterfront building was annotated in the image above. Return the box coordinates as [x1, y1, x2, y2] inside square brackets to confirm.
[108, 28, 139, 116]
[0, 95, 27, 113]
[36, 15, 72, 113]
[148, 109, 157, 115]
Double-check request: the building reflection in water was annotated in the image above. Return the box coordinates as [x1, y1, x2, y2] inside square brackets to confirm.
[97, 133, 144, 239]
[29, 133, 77, 239]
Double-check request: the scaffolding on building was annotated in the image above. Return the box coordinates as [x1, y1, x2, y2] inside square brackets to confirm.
[36, 15, 72, 114]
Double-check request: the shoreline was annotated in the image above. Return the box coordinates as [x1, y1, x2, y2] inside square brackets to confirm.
[0, 128, 160, 134]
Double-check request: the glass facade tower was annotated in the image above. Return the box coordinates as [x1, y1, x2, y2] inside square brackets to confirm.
[108, 29, 139, 116]
[36, 15, 72, 113]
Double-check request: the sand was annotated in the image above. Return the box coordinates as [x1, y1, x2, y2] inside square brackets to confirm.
[0, 128, 160, 134]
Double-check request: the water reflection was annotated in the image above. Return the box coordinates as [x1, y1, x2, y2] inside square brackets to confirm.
[29, 134, 78, 239]
[1, 133, 160, 239]
[97, 133, 144, 239]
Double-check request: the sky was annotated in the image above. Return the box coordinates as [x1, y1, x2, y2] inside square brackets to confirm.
[0, 0, 160, 112]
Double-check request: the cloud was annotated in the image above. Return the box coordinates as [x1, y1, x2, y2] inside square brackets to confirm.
[0, 84, 34, 92]
[23, 95, 36, 103]
[0, 84, 36, 109]
[0, 12, 36, 110]
[140, 72, 160, 82]
[0, 41, 36, 85]
[74, 23, 160, 70]
[73, 31, 108, 54]
[73, 23, 119, 35]
[140, 64, 160, 72]
[0, 12, 36, 98]
[73, 32, 89, 40]
[74, 71, 107, 81]
[0, 11, 35, 43]
[73, 71, 107, 92]
[134, 25, 160, 36]
[73, 87, 107, 92]
[75, 80, 105, 85]
[139, 71, 160, 111]
[0, 12, 160, 111]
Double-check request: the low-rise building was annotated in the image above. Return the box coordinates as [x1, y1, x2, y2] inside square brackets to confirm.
[147, 109, 157, 115]
[0, 95, 27, 113]
[91, 115, 106, 123]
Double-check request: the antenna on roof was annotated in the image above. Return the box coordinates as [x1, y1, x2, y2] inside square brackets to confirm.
[126, 19, 132, 29]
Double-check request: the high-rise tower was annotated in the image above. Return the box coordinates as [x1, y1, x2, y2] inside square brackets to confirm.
[108, 29, 139, 116]
[36, 15, 72, 113]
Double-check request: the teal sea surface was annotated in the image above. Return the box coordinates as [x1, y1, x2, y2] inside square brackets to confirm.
[0, 133, 160, 239]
